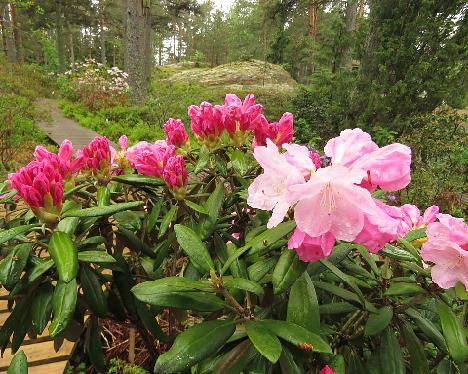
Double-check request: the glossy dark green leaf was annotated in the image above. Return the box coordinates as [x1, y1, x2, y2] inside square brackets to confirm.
[87, 316, 105, 371]
[365, 306, 393, 336]
[118, 226, 155, 258]
[48, 231, 78, 283]
[56, 216, 80, 235]
[437, 300, 468, 363]
[260, 319, 332, 353]
[379, 328, 404, 374]
[0, 243, 32, 290]
[7, 350, 27, 374]
[154, 320, 236, 373]
[272, 250, 307, 294]
[78, 251, 116, 263]
[380, 244, 415, 261]
[147, 200, 163, 233]
[405, 308, 447, 352]
[319, 302, 359, 315]
[403, 227, 426, 242]
[287, 272, 320, 334]
[402, 322, 430, 374]
[214, 339, 258, 374]
[49, 279, 78, 337]
[80, 265, 108, 317]
[329, 354, 346, 374]
[185, 200, 209, 214]
[31, 283, 54, 335]
[112, 174, 165, 187]
[247, 257, 277, 283]
[174, 224, 214, 273]
[135, 301, 168, 342]
[62, 201, 143, 217]
[0, 224, 38, 244]
[279, 345, 304, 374]
[197, 183, 225, 240]
[224, 277, 264, 296]
[245, 320, 282, 363]
[158, 205, 177, 239]
[384, 282, 425, 296]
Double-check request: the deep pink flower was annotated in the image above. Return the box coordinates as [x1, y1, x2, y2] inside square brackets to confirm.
[125, 140, 176, 178]
[289, 164, 382, 242]
[8, 159, 63, 222]
[163, 118, 189, 148]
[188, 101, 224, 147]
[252, 112, 294, 148]
[320, 366, 338, 374]
[119, 135, 128, 150]
[288, 228, 335, 262]
[34, 139, 82, 181]
[324, 128, 411, 192]
[354, 200, 400, 253]
[222, 93, 263, 134]
[163, 155, 188, 199]
[247, 139, 305, 228]
[78, 136, 113, 181]
[310, 151, 321, 169]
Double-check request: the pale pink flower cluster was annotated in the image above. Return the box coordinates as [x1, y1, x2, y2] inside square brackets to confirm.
[248, 128, 413, 260]
[420, 214, 468, 289]
[188, 94, 292, 148]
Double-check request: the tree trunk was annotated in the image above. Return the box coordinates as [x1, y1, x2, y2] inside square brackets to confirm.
[56, 0, 65, 72]
[3, 3, 16, 62]
[125, 0, 151, 103]
[309, 3, 318, 37]
[0, 1, 7, 56]
[358, 0, 365, 18]
[9, 2, 20, 62]
[67, 21, 75, 66]
[342, 0, 359, 68]
[112, 42, 116, 66]
[99, 0, 106, 64]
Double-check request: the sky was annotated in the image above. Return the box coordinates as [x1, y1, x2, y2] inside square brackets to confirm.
[211, 0, 235, 11]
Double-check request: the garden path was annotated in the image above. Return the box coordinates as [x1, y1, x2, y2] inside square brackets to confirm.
[35, 98, 116, 149]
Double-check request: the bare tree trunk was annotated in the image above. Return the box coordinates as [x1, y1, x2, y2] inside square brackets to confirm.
[343, 0, 359, 68]
[358, 0, 365, 18]
[309, 3, 318, 37]
[112, 42, 116, 66]
[99, 0, 106, 64]
[67, 21, 75, 66]
[3, 3, 16, 62]
[9, 2, 20, 62]
[125, 0, 151, 103]
[56, 0, 65, 72]
[0, 1, 7, 56]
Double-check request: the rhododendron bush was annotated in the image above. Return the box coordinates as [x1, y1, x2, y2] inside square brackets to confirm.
[1, 94, 467, 373]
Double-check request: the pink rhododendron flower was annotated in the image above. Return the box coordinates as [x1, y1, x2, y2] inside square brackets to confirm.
[354, 200, 400, 253]
[119, 135, 128, 150]
[288, 228, 335, 262]
[163, 118, 189, 148]
[34, 139, 82, 182]
[252, 112, 294, 148]
[397, 204, 439, 237]
[290, 164, 382, 242]
[420, 214, 468, 289]
[222, 94, 263, 145]
[247, 139, 305, 228]
[8, 159, 63, 223]
[320, 366, 338, 374]
[126, 140, 176, 178]
[188, 101, 224, 147]
[283, 143, 317, 179]
[310, 150, 321, 169]
[324, 128, 411, 192]
[78, 136, 113, 182]
[163, 155, 188, 188]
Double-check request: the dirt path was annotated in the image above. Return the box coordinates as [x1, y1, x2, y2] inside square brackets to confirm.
[35, 98, 116, 149]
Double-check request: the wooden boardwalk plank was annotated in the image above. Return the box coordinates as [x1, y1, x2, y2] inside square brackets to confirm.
[35, 98, 116, 149]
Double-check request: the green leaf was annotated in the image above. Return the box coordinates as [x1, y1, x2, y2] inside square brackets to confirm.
[279, 345, 304, 374]
[31, 283, 54, 335]
[80, 265, 108, 317]
[314, 281, 361, 304]
[402, 322, 430, 374]
[131, 277, 225, 311]
[7, 350, 27, 374]
[185, 200, 209, 214]
[247, 257, 277, 283]
[118, 226, 155, 258]
[174, 224, 214, 273]
[154, 320, 236, 373]
[0, 243, 32, 290]
[194, 150, 209, 173]
[135, 301, 168, 342]
[0, 224, 38, 244]
[78, 251, 116, 263]
[224, 277, 264, 296]
[381, 244, 416, 261]
[48, 231, 78, 283]
[197, 183, 225, 240]
[357, 246, 379, 275]
[272, 250, 307, 294]
[379, 328, 405, 374]
[213, 339, 258, 374]
[147, 200, 163, 233]
[245, 320, 282, 363]
[437, 300, 468, 363]
[403, 227, 426, 242]
[287, 272, 320, 334]
[260, 319, 332, 353]
[229, 149, 249, 175]
[405, 308, 447, 352]
[365, 306, 393, 336]
[158, 205, 177, 239]
[112, 174, 165, 187]
[62, 201, 143, 217]
[87, 316, 105, 371]
[384, 282, 425, 296]
[319, 302, 359, 315]
[49, 279, 78, 337]
[329, 354, 346, 374]
[56, 216, 80, 235]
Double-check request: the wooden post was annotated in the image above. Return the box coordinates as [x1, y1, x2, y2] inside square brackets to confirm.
[128, 327, 136, 363]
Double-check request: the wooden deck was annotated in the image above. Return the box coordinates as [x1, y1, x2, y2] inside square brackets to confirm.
[35, 98, 116, 149]
[0, 288, 77, 373]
